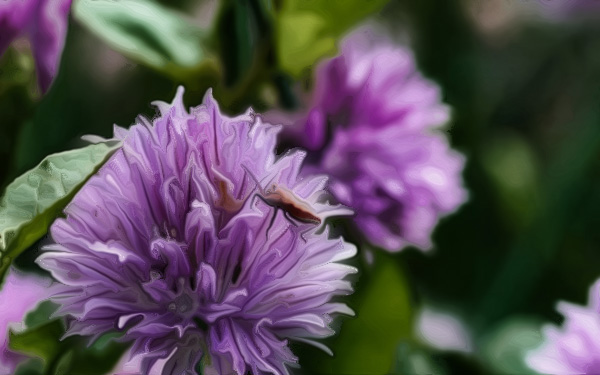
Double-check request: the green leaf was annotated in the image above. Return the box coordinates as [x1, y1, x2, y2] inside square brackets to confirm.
[214, 0, 274, 90]
[61, 333, 130, 375]
[301, 252, 413, 374]
[9, 319, 66, 364]
[10, 322, 129, 375]
[73, 0, 206, 72]
[276, 0, 390, 76]
[14, 358, 44, 375]
[24, 301, 60, 329]
[11, 301, 60, 375]
[10, 301, 129, 375]
[0, 142, 120, 283]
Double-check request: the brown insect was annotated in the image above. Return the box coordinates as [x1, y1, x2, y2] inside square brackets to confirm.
[259, 183, 322, 224]
[242, 165, 322, 239]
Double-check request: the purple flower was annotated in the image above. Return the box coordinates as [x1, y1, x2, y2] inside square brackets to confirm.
[0, 0, 72, 93]
[526, 279, 600, 374]
[271, 28, 467, 252]
[38, 88, 356, 375]
[0, 268, 52, 373]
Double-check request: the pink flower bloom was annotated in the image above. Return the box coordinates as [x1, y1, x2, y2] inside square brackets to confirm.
[39, 88, 356, 375]
[527, 279, 600, 374]
[271, 28, 467, 252]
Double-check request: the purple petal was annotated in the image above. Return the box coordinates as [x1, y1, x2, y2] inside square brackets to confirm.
[268, 27, 467, 252]
[29, 0, 71, 92]
[38, 87, 356, 375]
[0, 0, 36, 55]
[527, 279, 600, 374]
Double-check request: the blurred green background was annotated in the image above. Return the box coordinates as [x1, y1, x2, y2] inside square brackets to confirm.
[2, 0, 600, 374]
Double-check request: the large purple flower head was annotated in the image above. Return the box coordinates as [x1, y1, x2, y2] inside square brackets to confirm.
[273, 28, 467, 252]
[0, 0, 72, 93]
[37, 88, 357, 375]
[526, 279, 600, 374]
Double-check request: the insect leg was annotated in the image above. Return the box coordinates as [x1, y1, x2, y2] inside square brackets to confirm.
[298, 226, 312, 243]
[282, 210, 299, 227]
[265, 207, 278, 241]
[240, 164, 277, 195]
[281, 210, 312, 242]
[249, 192, 261, 208]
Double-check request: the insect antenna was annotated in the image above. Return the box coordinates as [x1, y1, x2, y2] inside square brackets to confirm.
[240, 164, 312, 241]
[245, 185, 278, 240]
[240, 164, 273, 196]
[282, 210, 312, 243]
[266, 206, 279, 241]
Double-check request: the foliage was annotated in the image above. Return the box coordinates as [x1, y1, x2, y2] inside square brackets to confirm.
[1, 0, 600, 373]
[10, 301, 130, 375]
[275, 0, 390, 76]
[0, 142, 120, 283]
[299, 253, 413, 374]
[74, 0, 207, 76]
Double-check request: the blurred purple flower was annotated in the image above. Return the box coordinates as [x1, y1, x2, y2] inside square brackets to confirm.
[271, 28, 467, 252]
[526, 279, 600, 374]
[0, 268, 52, 373]
[0, 0, 72, 93]
[38, 88, 356, 375]
[534, 0, 600, 20]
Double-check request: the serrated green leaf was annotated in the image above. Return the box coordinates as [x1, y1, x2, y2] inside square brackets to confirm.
[73, 0, 206, 72]
[0, 142, 120, 283]
[276, 0, 390, 76]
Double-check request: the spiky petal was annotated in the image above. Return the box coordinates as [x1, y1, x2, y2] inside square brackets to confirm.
[38, 88, 356, 375]
[527, 279, 600, 374]
[271, 28, 467, 252]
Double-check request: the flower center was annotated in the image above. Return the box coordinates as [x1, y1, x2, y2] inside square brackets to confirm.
[168, 293, 194, 314]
